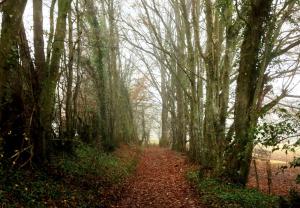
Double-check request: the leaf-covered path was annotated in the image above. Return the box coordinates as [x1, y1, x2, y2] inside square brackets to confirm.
[115, 147, 201, 208]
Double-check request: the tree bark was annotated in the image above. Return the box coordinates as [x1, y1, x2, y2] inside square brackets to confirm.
[31, 0, 48, 163]
[38, 0, 72, 162]
[0, 0, 28, 162]
[65, 8, 74, 141]
[222, 0, 273, 185]
[160, 64, 169, 147]
[202, 0, 221, 170]
[85, 0, 110, 150]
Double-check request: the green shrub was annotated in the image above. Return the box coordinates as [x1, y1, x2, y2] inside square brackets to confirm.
[60, 143, 138, 184]
[187, 171, 279, 208]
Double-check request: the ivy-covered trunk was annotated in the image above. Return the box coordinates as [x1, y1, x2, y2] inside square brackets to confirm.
[85, 0, 110, 150]
[222, 0, 273, 185]
[0, 0, 28, 162]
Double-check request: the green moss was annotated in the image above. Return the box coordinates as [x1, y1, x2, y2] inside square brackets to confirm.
[187, 171, 279, 208]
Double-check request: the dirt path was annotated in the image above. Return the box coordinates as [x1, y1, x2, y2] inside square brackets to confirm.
[115, 147, 201, 208]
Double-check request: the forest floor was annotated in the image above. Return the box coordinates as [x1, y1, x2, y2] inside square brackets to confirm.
[114, 147, 201, 208]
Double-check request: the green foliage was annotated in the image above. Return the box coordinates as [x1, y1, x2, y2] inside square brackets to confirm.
[290, 157, 300, 168]
[187, 171, 279, 208]
[0, 143, 139, 207]
[287, 189, 300, 207]
[0, 170, 61, 208]
[60, 143, 137, 184]
[255, 108, 300, 187]
[215, 0, 232, 16]
[255, 108, 300, 150]
[279, 189, 300, 208]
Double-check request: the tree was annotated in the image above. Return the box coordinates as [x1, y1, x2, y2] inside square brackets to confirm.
[0, 0, 28, 163]
[222, 0, 283, 184]
[35, 0, 72, 163]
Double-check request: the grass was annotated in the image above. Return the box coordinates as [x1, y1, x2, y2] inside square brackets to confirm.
[0, 142, 139, 207]
[186, 171, 280, 208]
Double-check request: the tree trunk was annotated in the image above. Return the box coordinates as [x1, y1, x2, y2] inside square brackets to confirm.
[85, 0, 110, 150]
[38, 0, 72, 162]
[180, 0, 199, 161]
[31, 0, 47, 163]
[65, 9, 75, 141]
[202, 0, 220, 171]
[173, 0, 186, 152]
[0, 0, 28, 162]
[160, 65, 169, 147]
[222, 0, 273, 185]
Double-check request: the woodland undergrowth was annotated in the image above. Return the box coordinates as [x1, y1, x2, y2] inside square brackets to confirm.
[187, 171, 279, 208]
[0, 143, 140, 207]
